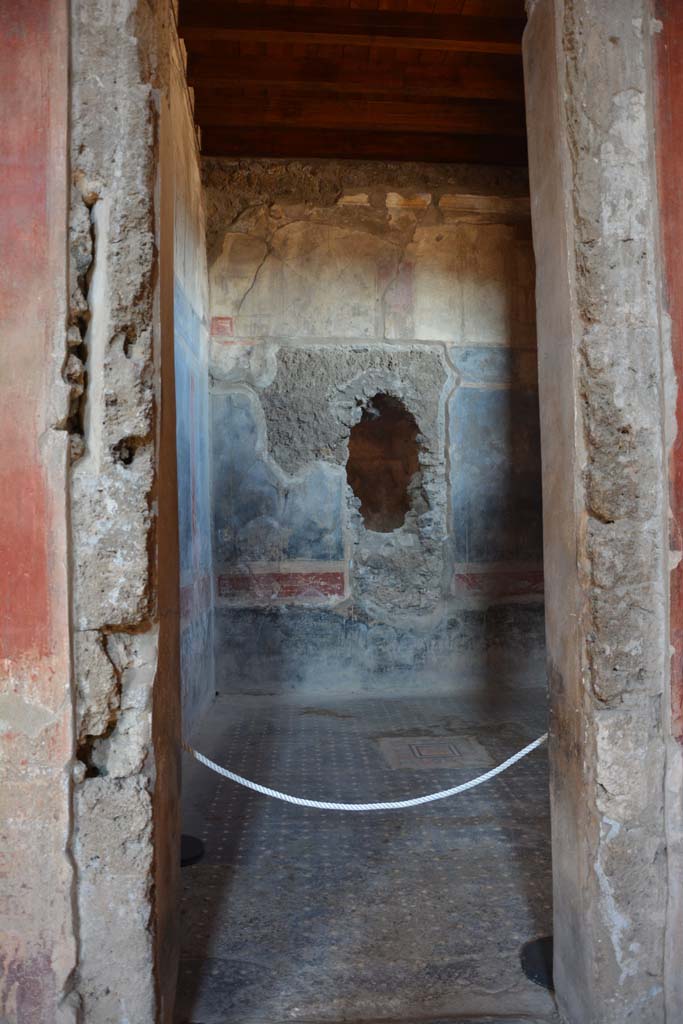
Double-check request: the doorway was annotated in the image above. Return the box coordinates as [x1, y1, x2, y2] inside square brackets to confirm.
[174, 154, 553, 1022]
[170, 2, 680, 1023]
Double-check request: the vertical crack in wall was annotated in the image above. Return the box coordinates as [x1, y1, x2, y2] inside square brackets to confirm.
[41, 108, 106, 1024]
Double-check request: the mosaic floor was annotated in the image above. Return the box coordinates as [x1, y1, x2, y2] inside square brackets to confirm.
[176, 685, 558, 1024]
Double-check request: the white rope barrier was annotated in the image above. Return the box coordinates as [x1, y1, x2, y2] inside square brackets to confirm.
[182, 732, 548, 812]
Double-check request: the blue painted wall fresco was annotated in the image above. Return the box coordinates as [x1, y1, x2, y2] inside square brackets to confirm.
[212, 389, 345, 568]
[449, 345, 537, 389]
[175, 279, 214, 734]
[449, 347, 543, 565]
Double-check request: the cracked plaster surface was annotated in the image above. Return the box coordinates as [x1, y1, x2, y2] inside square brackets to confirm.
[208, 188, 535, 347]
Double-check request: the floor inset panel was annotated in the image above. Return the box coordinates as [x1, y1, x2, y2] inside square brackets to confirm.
[378, 734, 494, 770]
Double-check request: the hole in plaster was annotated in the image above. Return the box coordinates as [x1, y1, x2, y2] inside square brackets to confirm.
[346, 393, 422, 533]
[112, 435, 147, 466]
[121, 325, 137, 358]
[76, 739, 102, 779]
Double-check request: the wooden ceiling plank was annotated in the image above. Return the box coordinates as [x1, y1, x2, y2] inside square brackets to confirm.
[199, 124, 527, 163]
[193, 91, 526, 135]
[179, 4, 525, 54]
[186, 52, 524, 100]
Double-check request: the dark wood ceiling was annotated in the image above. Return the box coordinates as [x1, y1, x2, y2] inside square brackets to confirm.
[178, 0, 527, 165]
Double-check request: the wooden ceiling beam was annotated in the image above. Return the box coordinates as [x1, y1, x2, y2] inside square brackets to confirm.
[186, 52, 525, 102]
[179, 4, 525, 54]
[200, 126, 528, 164]
[193, 91, 526, 137]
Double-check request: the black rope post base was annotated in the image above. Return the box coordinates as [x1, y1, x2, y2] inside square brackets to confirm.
[521, 936, 554, 991]
[180, 834, 205, 867]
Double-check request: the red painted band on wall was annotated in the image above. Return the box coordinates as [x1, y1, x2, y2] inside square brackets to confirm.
[217, 570, 345, 601]
[452, 568, 544, 598]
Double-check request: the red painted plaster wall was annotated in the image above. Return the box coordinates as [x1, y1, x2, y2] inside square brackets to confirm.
[0, 2, 75, 1020]
[0, 1, 56, 663]
[655, 1, 683, 740]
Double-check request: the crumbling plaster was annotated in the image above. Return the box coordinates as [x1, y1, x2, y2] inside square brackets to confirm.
[202, 158, 530, 268]
[260, 344, 449, 617]
[66, 1, 183, 1020]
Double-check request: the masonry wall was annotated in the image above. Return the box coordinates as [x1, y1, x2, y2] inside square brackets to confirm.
[171, 41, 214, 736]
[67, 2, 181, 1020]
[524, 2, 679, 1019]
[205, 160, 545, 694]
